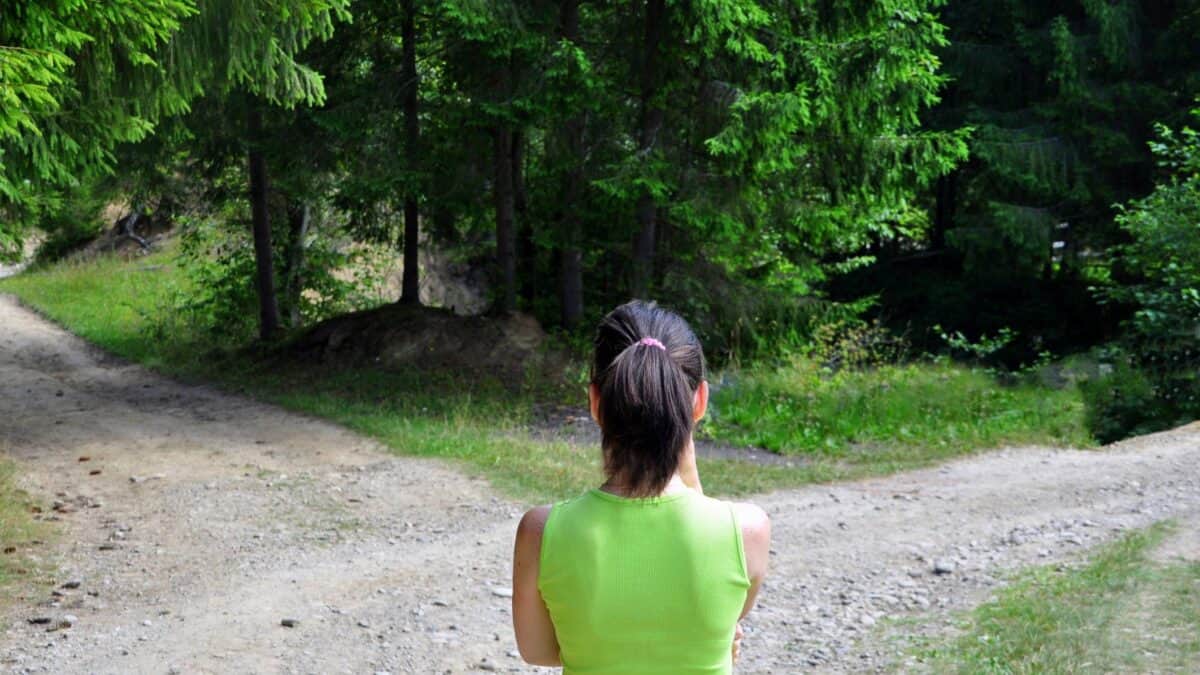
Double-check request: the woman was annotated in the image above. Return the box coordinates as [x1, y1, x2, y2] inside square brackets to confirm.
[512, 300, 771, 673]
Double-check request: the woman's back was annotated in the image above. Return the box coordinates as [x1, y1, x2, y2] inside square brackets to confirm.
[538, 489, 750, 674]
[511, 301, 769, 671]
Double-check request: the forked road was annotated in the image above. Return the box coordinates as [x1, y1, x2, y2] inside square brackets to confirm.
[0, 294, 1197, 674]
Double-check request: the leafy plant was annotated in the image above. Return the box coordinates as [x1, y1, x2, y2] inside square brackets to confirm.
[934, 324, 1018, 363]
[1091, 108, 1200, 438]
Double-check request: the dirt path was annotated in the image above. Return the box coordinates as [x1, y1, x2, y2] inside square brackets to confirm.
[0, 295, 1198, 674]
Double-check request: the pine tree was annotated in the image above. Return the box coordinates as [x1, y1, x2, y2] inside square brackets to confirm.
[934, 0, 1200, 282]
[159, 0, 350, 340]
[0, 1, 196, 259]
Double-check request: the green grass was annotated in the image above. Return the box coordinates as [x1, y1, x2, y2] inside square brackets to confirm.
[0, 458, 51, 605]
[916, 523, 1200, 673]
[708, 359, 1092, 464]
[1, 249, 1094, 502]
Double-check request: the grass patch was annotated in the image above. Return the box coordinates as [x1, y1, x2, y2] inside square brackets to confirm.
[2, 249, 1093, 503]
[708, 360, 1092, 465]
[0, 458, 51, 606]
[916, 522, 1200, 673]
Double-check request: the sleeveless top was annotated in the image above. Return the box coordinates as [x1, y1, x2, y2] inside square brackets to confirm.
[538, 488, 751, 674]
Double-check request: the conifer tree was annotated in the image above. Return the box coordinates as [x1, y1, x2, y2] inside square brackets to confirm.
[0, 1, 196, 258]
[159, 0, 350, 340]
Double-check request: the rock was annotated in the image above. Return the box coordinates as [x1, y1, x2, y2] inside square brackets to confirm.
[356, 620, 370, 629]
[491, 587, 513, 598]
[859, 614, 876, 627]
[932, 559, 955, 575]
[281, 618, 299, 628]
[27, 617, 52, 625]
[61, 579, 82, 590]
[61, 614, 77, 627]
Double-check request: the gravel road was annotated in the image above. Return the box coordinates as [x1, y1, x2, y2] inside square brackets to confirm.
[0, 294, 1197, 674]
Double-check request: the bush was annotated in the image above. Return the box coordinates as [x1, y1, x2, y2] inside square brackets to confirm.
[32, 182, 111, 263]
[1092, 109, 1200, 438]
[1078, 354, 1166, 444]
[169, 210, 377, 344]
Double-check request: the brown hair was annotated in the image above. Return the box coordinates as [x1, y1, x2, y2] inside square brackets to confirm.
[591, 300, 706, 497]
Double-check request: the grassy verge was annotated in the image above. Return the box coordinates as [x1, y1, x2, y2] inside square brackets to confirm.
[0, 458, 51, 606]
[1, 250, 1093, 502]
[915, 523, 1200, 673]
[708, 360, 1092, 460]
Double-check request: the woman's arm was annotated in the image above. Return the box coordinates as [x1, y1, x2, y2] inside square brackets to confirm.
[734, 502, 771, 619]
[512, 506, 562, 667]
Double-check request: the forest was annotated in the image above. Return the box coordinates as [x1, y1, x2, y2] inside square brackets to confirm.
[2, 3, 1200, 672]
[2, 0, 1199, 441]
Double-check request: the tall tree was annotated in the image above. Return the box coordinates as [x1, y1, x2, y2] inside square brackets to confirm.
[934, 0, 1200, 282]
[631, 0, 666, 298]
[399, 0, 422, 305]
[556, 0, 585, 327]
[161, 0, 350, 340]
[246, 105, 281, 338]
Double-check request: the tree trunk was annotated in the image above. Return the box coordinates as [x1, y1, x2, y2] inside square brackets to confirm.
[247, 107, 282, 341]
[558, 0, 584, 327]
[932, 169, 958, 251]
[513, 130, 535, 307]
[631, 0, 666, 298]
[494, 125, 517, 313]
[399, 0, 421, 305]
[283, 202, 310, 328]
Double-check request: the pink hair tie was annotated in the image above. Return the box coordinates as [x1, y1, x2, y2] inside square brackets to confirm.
[637, 336, 666, 351]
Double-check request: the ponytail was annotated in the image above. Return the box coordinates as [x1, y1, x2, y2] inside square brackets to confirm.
[592, 301, 706, 497]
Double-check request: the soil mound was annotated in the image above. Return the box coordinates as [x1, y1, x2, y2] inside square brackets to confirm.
[289, 302, 566, 381]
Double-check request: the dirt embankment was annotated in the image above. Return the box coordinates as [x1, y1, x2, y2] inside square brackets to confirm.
[0, 294, 1197, 674]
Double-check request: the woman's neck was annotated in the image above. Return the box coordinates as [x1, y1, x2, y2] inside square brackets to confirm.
[599, 472, 689, 498]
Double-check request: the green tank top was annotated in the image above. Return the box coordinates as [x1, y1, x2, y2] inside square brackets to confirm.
[538, 489, 751, 674]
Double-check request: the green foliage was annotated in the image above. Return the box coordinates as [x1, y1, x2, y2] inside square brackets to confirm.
[30, 181, 112, 264]
[172, 217, 262, 342]
[1078, 351, 1164, 444]
[1090, 109, 1200, 437]
[171, 211, 380, 342]
[0, 1, 196, 257]
[863, 0, 1200, 365]
[934, 325, 1018, 363]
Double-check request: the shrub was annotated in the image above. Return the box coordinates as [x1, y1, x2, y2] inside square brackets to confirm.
[1092, 109, 1200, 438]
[1078, 353, 1166, 444]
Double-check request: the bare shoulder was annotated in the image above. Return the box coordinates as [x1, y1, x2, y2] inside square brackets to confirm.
[730, 501, 770, 536]
[516, 505, 554, 545]
[730, 501, 770, 580]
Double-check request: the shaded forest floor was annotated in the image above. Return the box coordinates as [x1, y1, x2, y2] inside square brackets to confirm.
[1, 294, 1199, 673]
